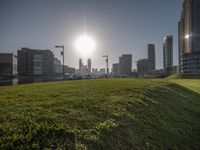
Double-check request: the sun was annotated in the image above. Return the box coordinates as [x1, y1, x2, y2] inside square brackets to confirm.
[185, 34, 190, 39]
[75, 34, 96, 56]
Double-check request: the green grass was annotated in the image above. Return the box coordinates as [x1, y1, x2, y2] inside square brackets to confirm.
[167, 73, 200, 79]
[0, 78, 200, 149]
[169, 79, 200, 94]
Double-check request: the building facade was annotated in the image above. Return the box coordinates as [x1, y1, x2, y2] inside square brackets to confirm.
[163, 36, 173, 75]
[112, 63, 120, 76]
[148, 44, 156, 73]
[137, 58, 149, 76]
[0, 53, 17, 77]
[87, 59, 91, 75]
[91, 68, 106, 76]
[17, 48, 54, 76]
[79, 58, 83, 71]
[179, 0, 200, 73]
[64, 66, 75, 75]
[77, 58, 91, 76]
[119, 54, 132, 76]
[54, 58, 62, 74]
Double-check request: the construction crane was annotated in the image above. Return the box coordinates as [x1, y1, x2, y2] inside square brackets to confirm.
[102, 55, 109, 77]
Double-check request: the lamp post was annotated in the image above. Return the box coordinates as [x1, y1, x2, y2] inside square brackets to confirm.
[55, 45, 65, 77]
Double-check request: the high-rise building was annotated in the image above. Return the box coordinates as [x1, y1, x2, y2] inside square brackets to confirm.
[163, 36, 173, 75]
[137, 58, 149, 75]
[17, 48, 54, 76]
[79, 58, 83, 70]
[179, 0, 200, 73]
[148, 44, 156, 72]
[119, 54, 132, 76]
[0, 53, 17, 77]
[112, 63, 120, 76]
[87, 59, 91, 75]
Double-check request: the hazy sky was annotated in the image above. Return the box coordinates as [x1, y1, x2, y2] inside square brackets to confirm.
[0, 0, 183, 69]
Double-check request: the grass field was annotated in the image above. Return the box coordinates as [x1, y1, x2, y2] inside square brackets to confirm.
[0, 78, 200, 149]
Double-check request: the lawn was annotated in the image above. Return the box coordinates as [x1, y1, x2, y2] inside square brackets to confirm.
[170, 79, 200, 94]
[0, 78, 200, 149]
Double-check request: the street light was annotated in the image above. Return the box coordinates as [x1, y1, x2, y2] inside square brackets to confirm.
[55, 45, 65, 77]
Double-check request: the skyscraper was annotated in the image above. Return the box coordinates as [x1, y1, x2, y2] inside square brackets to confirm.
[112, 63, 120, 76]
[87, 59, 91, 75]
[119, 54, 132, 76]
[137, 58, 149, 75]
[163, 36, 173, 75]
[79, 58, 83, 70]
[179, 0, 200, 73]
[148, 44, 156, 72]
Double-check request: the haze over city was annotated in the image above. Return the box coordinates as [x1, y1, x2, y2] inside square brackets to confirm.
[0, 0, 182, 69]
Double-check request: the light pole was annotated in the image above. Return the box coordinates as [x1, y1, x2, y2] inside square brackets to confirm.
[55, 45, 65, 77]
[102, 55, 109, 77]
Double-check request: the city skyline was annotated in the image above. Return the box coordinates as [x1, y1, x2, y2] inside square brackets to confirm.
[0, 1, 200, 149]
[0, 0, 183, 69]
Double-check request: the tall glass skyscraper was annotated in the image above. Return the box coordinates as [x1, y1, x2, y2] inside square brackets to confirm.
[179, 0, 200, 73]
[148, 44, 156, 73]
[163, 36, 173, 75]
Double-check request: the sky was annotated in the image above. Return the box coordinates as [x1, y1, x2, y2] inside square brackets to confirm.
[0, 0, 183, 70]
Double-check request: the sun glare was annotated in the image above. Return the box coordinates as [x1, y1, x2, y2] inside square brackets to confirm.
[75, 34, 96, 56]
[185, 34, 190, 39]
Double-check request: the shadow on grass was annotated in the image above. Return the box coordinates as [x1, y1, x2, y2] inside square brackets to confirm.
[0, 82, 200, 150]
[96, 83, 200, 150]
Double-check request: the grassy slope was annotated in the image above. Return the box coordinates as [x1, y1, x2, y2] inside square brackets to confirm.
[0, 79, 200, 149]
[170, 79, 200, 94]
[167, 74, 200, 79]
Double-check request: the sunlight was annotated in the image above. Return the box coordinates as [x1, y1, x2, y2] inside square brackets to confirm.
[75, 34, 96, 56]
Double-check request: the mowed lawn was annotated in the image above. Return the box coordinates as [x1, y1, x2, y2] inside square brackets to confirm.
[0, 79, 200, 149]
[170, 79, 200, 94]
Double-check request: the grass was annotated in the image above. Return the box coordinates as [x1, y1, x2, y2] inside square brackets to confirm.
[169, 79, 200, 94]
[0, 78, 200, 149]
[167, 73, 200, 79]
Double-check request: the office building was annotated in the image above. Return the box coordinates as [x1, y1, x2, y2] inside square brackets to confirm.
[148, 44, 156, 72]
[99, 68, 106, 75]
[135, 45, 156, 76]
[137, 59, 149, 75]
[179, 0, 200, 73]
[54, 58, 75, 75]
[54, 58, 62, 74]
[112, 63, 120, 76]
[87, 59, 91, 75]
[0, 53, 17, 77]
[112, 54, 132, 77]
[163, 36, 173, 75]
[79, 58, 83, 70]
[91, 68, 106, 76]
[171, 66, 179, 75]
[64, 66, 75, 75]
[119, 54, 132, 76]
[17, 48, 54, 76]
